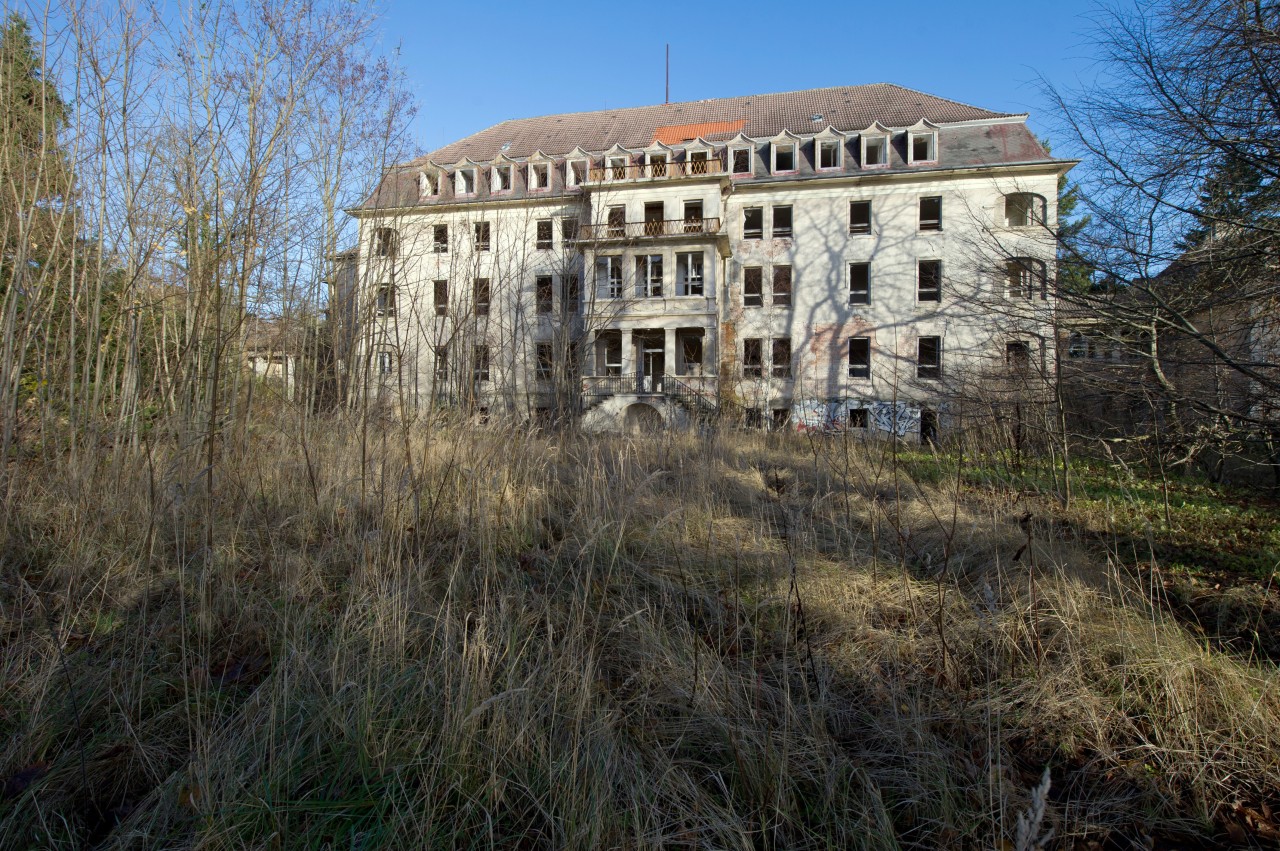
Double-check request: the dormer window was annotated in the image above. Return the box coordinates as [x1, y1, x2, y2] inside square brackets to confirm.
[566, 159, 587, 187]
[529, 162, 550, 191]
[645, 152, 668, 178]
[492, 165, 513, 193]
[607, 156, 628, 181]
[772, 141, 797, 174]
[861, 134, 889, 168]
[817, 139, 841, 170]
[418, 171, 438, 198]
[688, 149, 710, 175]
[909, 131, 938, 164]
[1005, 193, 1047, 228]
[731, 147, 752, 177]
[456, 168, 476, 195]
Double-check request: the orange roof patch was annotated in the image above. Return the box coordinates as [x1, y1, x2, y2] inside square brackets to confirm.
[652, 120, 746, 145]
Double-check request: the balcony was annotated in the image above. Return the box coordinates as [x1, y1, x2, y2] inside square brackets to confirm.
[579, 217, 721, 242]
[587, 159, 726, 184]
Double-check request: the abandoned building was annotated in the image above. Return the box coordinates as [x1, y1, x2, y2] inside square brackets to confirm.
[345, 83, 1072, 435]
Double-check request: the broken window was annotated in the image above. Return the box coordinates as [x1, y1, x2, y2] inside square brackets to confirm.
[910, 132, 937, 163]
[772, 205, 793, 239]
[772, 142, 796, 173]
[536, 219, 553, 250]
[377, 282, 397, 316]
[418, 172, 438, 197]
[849, 262, 870, 305]
[677, 252, 704, 296]
[474, 220, 491, 251]
[689, 150, 710, 174]
[1067, 331, 1090, 359]
[567, 160, 587, 187]
[849, 200, 872, 235]
[918, 260, 942, 302]
[862, 135, 888, 167]
[643, 202, 665, 236]
[599, 256, 623, 298]
[536, 343, 553, 380]
[772, 265, 792, 307]
[607, 205, 626, 237]
[1006, 340, 1032, 372]
[536, 275, 553, 313]
[376, 348, 396, 375]
[432, 280, 447, 316]
[456, 168, 476, 195]
[917, 336, 941, 379]
[772, 408, 791, 430]
[607, 156, 628, 180]
[637, 255, 663, 297]
[473, 345, 490, 382]
[743, 207, 764, 240]
[433, 223, 449, 253]
[731, 147, 752, 176]
[772, 337, 792, 378]
[683, 200, 704, 233]
[681, 335, 703, 374]
[373, 227, 397, 257]
[433, 346, 448, 381]
[743, 338, 763, 377]
[474, 278, 490, 316]
[818, 139, 841, 169]
[1005, 193, 1045, 228]
[848, 337, 871, 378]
[919, 196, 942, 231]
[529, 162, 550, 190]
[561, 217, 578, 246]
[744, 267, 763, 307]
[604, 335, 622, 376]
[492, 165, 513, 192]
[849, 407, 869, 428]
[646, 153, 668, 177]
[1007, 258, 1047, 299]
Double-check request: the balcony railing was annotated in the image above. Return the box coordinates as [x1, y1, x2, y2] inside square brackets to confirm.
[579, 217, 721, 241]
[587, 159, 726, 183]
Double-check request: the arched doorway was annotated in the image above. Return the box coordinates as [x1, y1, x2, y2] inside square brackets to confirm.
[624, 402, 663, 434]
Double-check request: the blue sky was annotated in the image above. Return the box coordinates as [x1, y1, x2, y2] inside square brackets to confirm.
[381, 0, 1113, 158]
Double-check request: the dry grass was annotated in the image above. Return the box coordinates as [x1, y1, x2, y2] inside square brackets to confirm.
[1, 417, 1277, 849]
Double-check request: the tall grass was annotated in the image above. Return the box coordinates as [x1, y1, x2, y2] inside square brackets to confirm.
[1, 416, 1276, 849]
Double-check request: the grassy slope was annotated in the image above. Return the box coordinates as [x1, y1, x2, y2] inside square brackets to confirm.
[1, 422, 1278, 849]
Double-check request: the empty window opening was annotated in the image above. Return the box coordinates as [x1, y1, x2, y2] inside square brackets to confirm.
[773, 142, 796, 173]
[772, 205, 793, 239]
[599, 256, 624, 298]
[849, 337, 871, 378]
[678, 252, 704, 296]
[818, 140, 840, 169]
[536, 275, 553, 313]
[917, 336, 941, 379]
[603, 333, 622, 376]
[772, 265, 792, 307]
[530, 163, 549, 190]
[744, 267, 763, 307]
[1007, 258, 1047, 299]
[911, 132, 937, 163]
[608, 156, 628, 180]
[744, 207, 763, 240]
[567, 160, 587, 186]
[644, 202, 665, 236]
[562, 217, 578, 245]
[679, 333, 704, 375]
[457, 168, 476, 195]
[473, 345, 490, 382]
[849, 407, 869, 428]
[772, 338, 792, 378]
[920, 409, 939, 445]
[849, 263, 870, 305]
[731, 147, 751, 176]
[433, 346, 448, 381]
[743, 338, 763, 377]
[419, 172, 438, 197]
[647, 153, 667, 177]
[849, 200, 871, 235]
[918, 260, 942, 302]
[474, 220, 491, 251]
[376, 349, 396, 376]
[689, 150, 710, 174]
[863, 136, 887, 166]
[637, 254, 663, 297]
[607, 205, 626, 237]
[492, 165, 512, 192]
[919, 196, 942, 231]
[562, 275, 580, 311]
[432, 280, 447, 316]
[536, 343, 553, 380]
[1067, 331, 1090, 359]
[474, 278, 491, 316]
[536, 219, 553, 250]
[1006, 340, 1032, 372]
[377, 282, 397, 316]
[373, 227, 397, 257]
[745, 408, 764, 428]
[433, 223, 448, 253]
[1005, 193, 1045, 228]
[772, 408, 791, 430]
[683, 200, 704, 232]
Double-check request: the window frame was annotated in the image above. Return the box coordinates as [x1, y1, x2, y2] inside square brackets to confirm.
[491, 164, 513, 194]
[743, 207, 764, 240]
[455, 168, 476, 196]
[433, 223, 449, 253]
[1006, 257, 1048, 300]
[743, 338, 763, 378]
[861, 133, 889, 168]
[1004, 193, 1047, 228]
[535, 219, 554, 250]
[561, 217, 578, 246]
[677, 251, 705, 296]
[474, 220, 491, 252]
[917, 336, 942, 379]
[535, 275, 554, 314]
[473, 345, 490, 383]
[919, 196, 943, 231]
[535, 342, 554, 381]
[917, 260, 942, 303]
[376, 281, 397, 317]
[848, 337, 871, 379]
[772, 141, 797, 174]
[817, 139, 842, 170]
[372, 227, 397, 258]
[772, 265, 793, 307]
[600, 255, 624, 299]
[908, 131, 938, 165]
[730, 146, 753, 177]
[743, 267, 763, 307]
[848, 262, 870, 305]
[431, 279, 447, 316]
[771, 205, 793, 239]
[637, 254, 663, 298]
[528, 162, 551, 192]
[375, 348, 396, 376]
[771, 337, 792, 378]
[849, 200, 872, 235]
[433, 345, 448, 381]
[474, 278, 491, 317]
[566, 159, 588, 187]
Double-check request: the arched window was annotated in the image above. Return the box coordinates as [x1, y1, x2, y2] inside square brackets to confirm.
[1004, 193, 1046, 228]
[1006, 257, 1047, 299]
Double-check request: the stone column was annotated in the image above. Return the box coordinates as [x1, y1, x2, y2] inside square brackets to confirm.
[621, 329, 634, 377]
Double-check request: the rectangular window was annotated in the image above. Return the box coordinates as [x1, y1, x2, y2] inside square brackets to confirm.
[772, 265, 792, 307]
[536, 342, 553, 380]
[607, 156, 628, 180]
[917, 336, 941, 379]
[530, 163, 549, 190]
[772, 205, 793, 239]
[818, 139, 840, 169]
[683, 200, 704, 232]
[646, 153, 668, 177]
[731, 147, 751, 176]
[536, 275, 553, 313]
[1007, 258, 1046, 299]
[562, 275, 580, 311]
[567, 160, 587, 187]
[689, 150, 710, 174]
[918, 260, 941, 302]
[863, 136, 887, 167]
[910, 132, 937, 163]
[600, 256, 623, 298]
[637, 255, 663, 297]
[473, 345, 490, 382]
[849, 408, 869, 428]
[849, 200, 871, 235]
[919, 196, 942, 231]
[643, 201, 665, 236]
[1005, 193, 1044, 228]
[1006, 340, 1031, 372]
[492, 165, 512, 192]
[376, 350, 395, 375]
[432, 280, 447, 316]
[848, 337, 870, 378]
[376, 282, 396, 316]
[457, 168, 476, 195]
[373, 227, 397, 257]
[743, 207, 763, 240]
[433, 223, 448, 253]
[474, 278, 490, 316]
[433, 346, 448, 381]
[536, 219, 553, 250]
[677, 252, 704, 296]
[607, 205, 625, 237]
[562, 217, 578, 246]
[773, 142, 796, 173]
[474, 221, 491, 251]
[744, 267, 763, 307]
[849, 263, 870, 305]
[743, 338, 763, 377]
[771, 338, 792, 378]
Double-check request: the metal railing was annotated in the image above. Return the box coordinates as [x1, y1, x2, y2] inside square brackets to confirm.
[579, 217, 721, 241]
[587, 159, 725, 183]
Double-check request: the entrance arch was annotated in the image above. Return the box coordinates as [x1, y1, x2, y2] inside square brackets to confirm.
[623, 402, 663, 434]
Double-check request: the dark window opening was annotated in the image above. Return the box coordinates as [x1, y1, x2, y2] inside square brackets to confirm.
[744, 207, 763, 240]
[732, 148, 751, 175]
[743, 338, 763, 377]
[819, 140, 840, 169]
[536, 343, 553, 380]
[772, 205, 793, 239]
[772, 265, 792, 307]
[536, 276, 553, 313]
[377, 283, 397, 316]
[535, 219, 553, 250]
[849, 337, 870, 378]
[431, 280, 446, 316]
[474, 221, 491, 251]
[918, 260, 942, 303]
[473, 345, 490, 382]
[433, 223, 448, 253]
[772, 338, 792, 378]
[849, 200, 871, 235]
[774, 143, 796, 172]
[917, 337, 941, 379]
[849, 408, 869, 428]
[849, 263, 870, 305]
[474, 278, 490, 316]
[744, 267, 763, 307]
[919, 196, 942, 231]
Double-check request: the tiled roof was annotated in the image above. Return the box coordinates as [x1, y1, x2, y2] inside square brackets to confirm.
[416, 84, 1019, 164]
[652, 120, 747, 145]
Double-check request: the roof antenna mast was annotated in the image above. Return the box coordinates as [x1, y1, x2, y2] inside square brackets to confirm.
[665, 44, 670, 104]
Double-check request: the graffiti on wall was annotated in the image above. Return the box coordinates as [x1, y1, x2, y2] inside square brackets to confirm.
[792, 398, 923, 436]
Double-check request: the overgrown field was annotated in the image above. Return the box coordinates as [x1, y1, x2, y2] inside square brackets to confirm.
[2, 420, 1278, 849]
